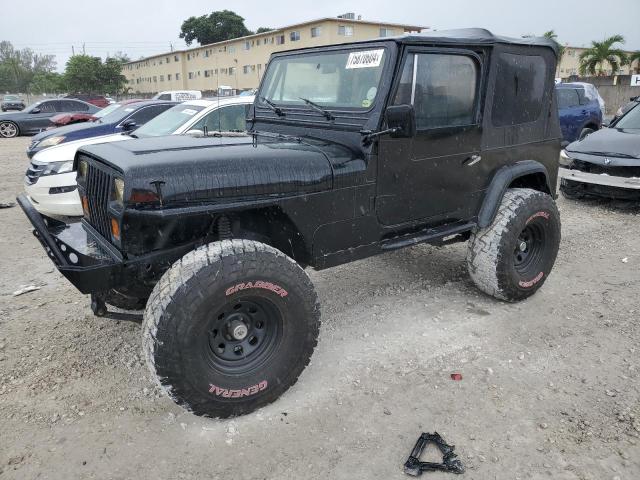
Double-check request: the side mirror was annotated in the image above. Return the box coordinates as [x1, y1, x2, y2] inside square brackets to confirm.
[185, 129, 204, 138]
[31, 108, 41, 114]
[121, 119, 137, 131]
[385, 104, 416, 138]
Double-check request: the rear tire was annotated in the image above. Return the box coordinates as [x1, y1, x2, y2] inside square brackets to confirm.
[0, 121, 19, 138]
[467, 188, 561, 302]
[578, 127, 595, 140]
[142, 239, 320, 418]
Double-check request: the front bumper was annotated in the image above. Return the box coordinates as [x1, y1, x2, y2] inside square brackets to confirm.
[24, 171, 83, 217]
[17, 194, 121, 293]
[17, 194, 197, 296]
[559, 167, 640, 190]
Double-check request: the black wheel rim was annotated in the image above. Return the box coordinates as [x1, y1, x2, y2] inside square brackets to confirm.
[202, 295, 282, 374]
[513, 221, 546, 276]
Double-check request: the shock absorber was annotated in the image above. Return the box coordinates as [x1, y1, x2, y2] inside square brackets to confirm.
[217, 215, 232, 240]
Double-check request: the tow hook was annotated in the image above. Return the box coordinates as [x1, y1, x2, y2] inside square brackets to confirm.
[90, 293, 108, 317]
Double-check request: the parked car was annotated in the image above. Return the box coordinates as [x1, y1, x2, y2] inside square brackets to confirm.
[27, 99, 176, 158]
[1, 94, 25, 112]
[559, 100, 640, 200]
[0, 99, 99, 138]
[556, 82, 603, 144]
[46, 99, 145, 128]
[18, 29, 562, 418]
[23, 96, 253, 216]
[153, 90, 202, 101]
[611, 96, 639, 124]
[65, 94, 109, 108]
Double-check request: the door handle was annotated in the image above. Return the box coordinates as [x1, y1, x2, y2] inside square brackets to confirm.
[463, 154, 482, 166]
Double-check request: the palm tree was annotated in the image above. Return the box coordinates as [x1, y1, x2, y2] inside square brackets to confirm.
[579, 35, 628, 76]
[629, 51, 640, 74]
[542, 30, 565, 60]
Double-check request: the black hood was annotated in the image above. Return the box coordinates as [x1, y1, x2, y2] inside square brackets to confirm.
[78, 133, 365, 205]
[567, 127, 640, 160]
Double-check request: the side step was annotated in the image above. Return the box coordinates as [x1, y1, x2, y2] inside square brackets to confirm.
[381, 222, 475, 251]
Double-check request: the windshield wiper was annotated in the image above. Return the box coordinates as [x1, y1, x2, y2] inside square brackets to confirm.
[299, 97, 335, 121]
[128, 133, 138, 139]
[260, 97, 285, 117]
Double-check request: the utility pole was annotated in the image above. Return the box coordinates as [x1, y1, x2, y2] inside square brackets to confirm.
[82, 43, 86, 55]
[72, 45, 75, 56]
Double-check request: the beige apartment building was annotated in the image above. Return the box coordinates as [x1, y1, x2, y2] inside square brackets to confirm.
[123, 15, 424, 94]
[558, 46, 637, 78]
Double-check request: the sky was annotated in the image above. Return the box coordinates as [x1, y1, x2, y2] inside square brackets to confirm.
[2, 0, 639, 72]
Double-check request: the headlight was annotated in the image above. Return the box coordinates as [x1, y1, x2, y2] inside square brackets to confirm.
[41, 161, 73, 176]
[38, 136, 66, 148]
[77, 159, 88, 181]
[111, 177, 125, 206]
[559, 149, 573, 167]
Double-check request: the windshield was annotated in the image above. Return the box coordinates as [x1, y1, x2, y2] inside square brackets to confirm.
[134, 104, 206, 137]
[96, 104, 142, 123]
[614, 103, 640, 130]
[3, 95, 19, 101]
[94, 103, 123, 119]
[259, 48, 387, 111]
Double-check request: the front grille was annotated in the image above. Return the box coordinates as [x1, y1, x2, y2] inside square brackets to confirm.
[572, 160, 640, 178]
[85, 162, 114, 241]
[25, 162, 45, 185]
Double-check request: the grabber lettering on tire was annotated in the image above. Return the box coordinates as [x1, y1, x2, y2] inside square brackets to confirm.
[467, 188, 561, 302]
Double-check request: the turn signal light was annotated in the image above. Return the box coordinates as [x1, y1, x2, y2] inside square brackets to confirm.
[81, 196, 89, 217]
[111, 218, 121, 241]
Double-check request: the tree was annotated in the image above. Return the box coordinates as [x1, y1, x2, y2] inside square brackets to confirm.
[629, 51, 640, 74]
[29, 71, 65, 94]
[579, 35, 628, 76]
[542, 30, 565, 61]
[255, 27, 273, 34]
[179, 10, 252, 46]
[63, 54, 128, 94]
[0, 40, 56, 93]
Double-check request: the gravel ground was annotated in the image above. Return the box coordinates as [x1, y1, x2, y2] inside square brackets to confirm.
[0, 136, 639, 480]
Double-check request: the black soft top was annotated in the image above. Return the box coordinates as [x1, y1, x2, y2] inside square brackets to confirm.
[364, 28, 559, 56]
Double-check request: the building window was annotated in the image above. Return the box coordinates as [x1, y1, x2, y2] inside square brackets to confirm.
[160, 75, 164, 82]
[168, 74, 172, 81]
[153, 76, 157, 82]
[276, 35, 285, 45]
[379, 28, 395, 37]
[243, 65, 250, 74]
[176, 73, 180, 80]
[187, 53, 191, 60]
[174, 55, 179, 62]
[311, 26, 321, 38]
[256, 39, 261, 46]
[228, 45, 235, 53]
[188, 72, 194, 79]
[229, 66, 236, 75]
[204, 70, 210, 77]
[290, 31, 301, 42]
[244, 41, 251, 50]
[205, 50, 209, 58]
[338, 25, 354, 36]
[166, 57, 170, 63]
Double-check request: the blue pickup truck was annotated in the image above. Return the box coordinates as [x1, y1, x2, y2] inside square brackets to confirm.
[556, 82, 604, 145]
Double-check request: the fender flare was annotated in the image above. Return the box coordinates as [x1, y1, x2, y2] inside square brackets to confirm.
[477, 160, 550, 228]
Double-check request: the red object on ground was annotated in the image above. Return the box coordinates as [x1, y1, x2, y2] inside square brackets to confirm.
[450, 373, 463, 381]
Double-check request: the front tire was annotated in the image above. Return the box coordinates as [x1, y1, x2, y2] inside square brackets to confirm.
[142, 239, 320, 418]
[467, 188, 561, 302]
[0, 121, 19, 138]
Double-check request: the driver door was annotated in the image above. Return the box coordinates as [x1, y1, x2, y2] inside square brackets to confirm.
[23, 100, 58, 132]
[377, 49, 485, 226]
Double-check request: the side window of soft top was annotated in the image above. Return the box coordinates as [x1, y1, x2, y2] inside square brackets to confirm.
[393, 52, 479, 129]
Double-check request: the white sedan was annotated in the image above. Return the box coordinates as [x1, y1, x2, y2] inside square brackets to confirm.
[24, 96, 254, 217]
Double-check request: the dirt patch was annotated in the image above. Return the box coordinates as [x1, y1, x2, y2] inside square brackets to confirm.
[1, 137, 639, 479]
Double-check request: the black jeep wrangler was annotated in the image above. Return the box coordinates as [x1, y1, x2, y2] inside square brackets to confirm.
[18, 29, 562, 418]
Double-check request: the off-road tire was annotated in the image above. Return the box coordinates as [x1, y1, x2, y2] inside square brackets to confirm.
[578, 127, 595, 140]
[467, 188, 561, 302]
[142, 239, 320, 418]
[104, 289, 148, 311]
[559, 179, 586, 200]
